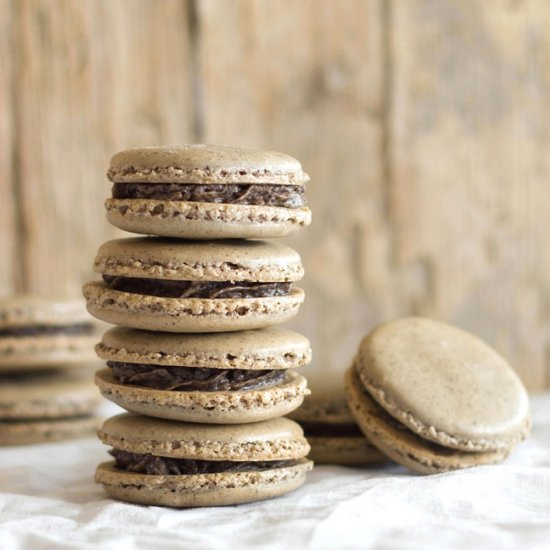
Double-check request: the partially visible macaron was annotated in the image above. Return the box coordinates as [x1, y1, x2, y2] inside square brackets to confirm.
[94, 326, 311, 423]
[83, 237, 305, 333]
[288, 392, 388, 465]
[105, 145, 311, 239]
[0, 296, 98, 370]
[96, 413, 313, 507]
[0, 370, 100, 445]
[345, 317, 531, 474]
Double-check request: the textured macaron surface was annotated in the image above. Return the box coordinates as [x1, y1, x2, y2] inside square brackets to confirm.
[98, 413, 310, 461]
[107, 144, 309, 185]
[96, 326, 311, 370]
[93, 237, 303, 282]
[355, 317, 530, 451]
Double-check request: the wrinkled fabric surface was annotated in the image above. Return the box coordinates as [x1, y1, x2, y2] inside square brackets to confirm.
[0, 395, 549, 550]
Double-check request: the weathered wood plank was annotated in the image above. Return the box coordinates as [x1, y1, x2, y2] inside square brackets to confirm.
[196, 0, 386, 392]
[0, 0, 18, 295]
[13, 0, 195, 297]
[388, 0, 550, 389]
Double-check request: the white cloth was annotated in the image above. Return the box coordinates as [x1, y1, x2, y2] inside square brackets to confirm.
[1, 395, 549, 550]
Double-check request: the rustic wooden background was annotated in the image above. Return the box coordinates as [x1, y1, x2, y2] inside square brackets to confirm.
[1, 0, 549, 390]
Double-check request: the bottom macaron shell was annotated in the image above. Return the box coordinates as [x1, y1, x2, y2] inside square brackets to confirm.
[83, 283, 305, 333]
[95, 369, 309, 424]
[96, 459, 313, 507]
[0, 416, 100, 446]
[306, 436, 389, 466]
[0, 334, 97, 370]
[105, 199, 312, 240]
[344, 368, 511, 475]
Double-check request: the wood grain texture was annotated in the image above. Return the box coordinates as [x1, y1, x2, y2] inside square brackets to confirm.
[11, 0, 194, 297]
[0, 0, 18, 295]
[388, 0, 550, 389]
[196, 0, 386, 393]
[2, 0, 549, 389]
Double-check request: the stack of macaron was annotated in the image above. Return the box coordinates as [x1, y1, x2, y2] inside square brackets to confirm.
[0, 297, 100, 445]
[83, 145, 314, 506]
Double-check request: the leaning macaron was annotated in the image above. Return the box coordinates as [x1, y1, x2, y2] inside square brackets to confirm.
[345, 317, 531, 474]
[96, 413, 313, 507]
[83, 237, 305, 333]
[0, 296, 98, 370]
[0, 370, 100, 445]
[94, 326, 311, 423]
[105, 145, 312, 239]
[288, 392, 388, 465]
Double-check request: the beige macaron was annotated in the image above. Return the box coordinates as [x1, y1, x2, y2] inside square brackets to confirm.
[288, 392, 388, 465]
[96, 413, 313, 507]
[0, 296, 98, 370]
[83, 237, 305, 333]
[345, 317, 531, 474]
[0, 370, 100, 445]
[94, 326, 311, 423]
[105, 145, 311, 239]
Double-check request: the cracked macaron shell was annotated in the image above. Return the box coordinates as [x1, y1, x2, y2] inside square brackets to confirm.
[98, 413, 311, 461]
[354, 317, 531, 452]
[107, 144, 310, 185]
[96, 326, 312, 370]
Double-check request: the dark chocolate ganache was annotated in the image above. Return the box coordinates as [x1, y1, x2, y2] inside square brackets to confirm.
[102, 275, 292, 299]
[299, 422, 365, 438]
[108, 361, 286, 391]
[0, 323, 94, 337]
[110, 449, 295, 475]
[112, 182, 306, 209]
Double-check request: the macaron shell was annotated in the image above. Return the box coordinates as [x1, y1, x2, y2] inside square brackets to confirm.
[95, 369, 309, 424]
[96, 459, 313, 507]
[344, 367, 510, 474]
[98, 413, 310, 460]
[0, 333, 97, 370]
[107, 144, 309, 185]
[83, 282, 304, 333]
[97, 327, 312, 370]
[356, 317, 531, 452]
[106, 200, 312, 239]
[94, 237, 304, 282]
[0, 416, 100, 446]
[288, 393, 358, 425]
[306, 436, 389, 466]
[0, 297, 92, 328]
[0, 373, 100, 419]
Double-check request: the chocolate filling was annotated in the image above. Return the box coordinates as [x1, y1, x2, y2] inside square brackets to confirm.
[102, 275, 292, 299]
[111, 449, 295, 475]
[0, 323, 94, 337]
[112, 182, 306, 209]
[299, 422, 365, 438]
[108, 361, 286, 391]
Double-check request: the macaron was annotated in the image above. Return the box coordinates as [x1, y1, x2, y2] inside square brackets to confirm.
[0, 296, 98, 370]
[96, 413, 313, 507]
[288, 392, 388, 465]
[94, 326, 311, 423]
[345, 317, 531, 474]
[105, 145, 312, 239]
[83, 237, 305, 333]
[0, 370, 100, 445]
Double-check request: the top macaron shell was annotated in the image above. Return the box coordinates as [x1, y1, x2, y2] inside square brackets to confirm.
[105, 145, 312, 239]
[83, 237, 305, 332]
[96, 326, 312, 370]
[355, 317, 531, 452]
